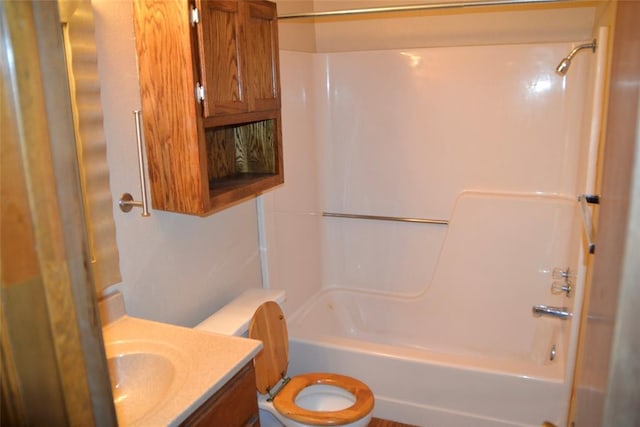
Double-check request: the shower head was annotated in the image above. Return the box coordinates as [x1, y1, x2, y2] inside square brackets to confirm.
[556, 39, 597, 75]
[556, 57, 572, 75]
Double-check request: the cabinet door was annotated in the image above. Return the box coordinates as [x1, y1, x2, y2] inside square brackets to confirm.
[196, 0, 249, 117]
[243, 0, 281, 112]
[134, 0, 208, 214]
[180, 363, 260, 427]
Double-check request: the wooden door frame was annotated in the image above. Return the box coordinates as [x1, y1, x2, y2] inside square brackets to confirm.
[1, 1, 115, 425]
[570, 0, 640, 425]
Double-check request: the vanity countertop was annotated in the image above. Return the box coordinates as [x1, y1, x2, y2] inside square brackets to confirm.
[101, 293, 262, 426]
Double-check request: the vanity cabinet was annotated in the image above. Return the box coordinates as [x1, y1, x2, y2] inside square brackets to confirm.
[133, 0, 283, 215]
[181, 362, 260, 427]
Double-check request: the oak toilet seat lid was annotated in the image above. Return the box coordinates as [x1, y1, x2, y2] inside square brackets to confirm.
[249, 302, 374, 425]
[273, 373, 375, 425]
[249, 301, 290, 394]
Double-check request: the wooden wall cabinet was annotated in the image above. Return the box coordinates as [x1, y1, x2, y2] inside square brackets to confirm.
[180, 362, 260, 427]
[133, 0, 283, 215]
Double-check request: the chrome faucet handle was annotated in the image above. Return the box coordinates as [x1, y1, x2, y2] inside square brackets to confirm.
[552, 267, 573, 281]
[551, 280, 572, 297]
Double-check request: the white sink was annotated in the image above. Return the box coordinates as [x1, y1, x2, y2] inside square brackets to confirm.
[106, 340, 187, 425]
[99, 293, 262, 426]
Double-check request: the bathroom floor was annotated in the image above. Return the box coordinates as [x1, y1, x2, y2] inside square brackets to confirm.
[370, 418, 419, 427]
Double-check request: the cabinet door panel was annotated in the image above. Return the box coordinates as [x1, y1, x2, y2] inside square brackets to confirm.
[197, 0, 249, 116]
[243, 1, 280, 112]
[180, 363, 259, 427]
[134, 0, 207, 214]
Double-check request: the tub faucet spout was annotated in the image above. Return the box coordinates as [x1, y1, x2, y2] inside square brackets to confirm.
[532, 305, 572, 320]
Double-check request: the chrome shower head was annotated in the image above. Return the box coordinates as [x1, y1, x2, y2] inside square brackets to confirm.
[556, 57, 572, 75]
[556, 39, 597, 75]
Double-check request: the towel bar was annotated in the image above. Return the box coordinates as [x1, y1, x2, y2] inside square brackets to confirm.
[119, 110, 150, 217]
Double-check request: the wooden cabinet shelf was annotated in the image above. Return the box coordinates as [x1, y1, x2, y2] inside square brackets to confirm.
[133, 0, 283, 216]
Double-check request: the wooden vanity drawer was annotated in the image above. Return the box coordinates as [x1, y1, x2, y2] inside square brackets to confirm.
[181, 362, 259, 427]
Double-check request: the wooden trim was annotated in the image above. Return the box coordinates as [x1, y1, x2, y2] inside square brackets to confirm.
[202, 108, 279, 128]
[0, 1, 116, 425]
[180, 362, 259, 426]
[570, 0, 640, 424]
[0, 274, 28, 427]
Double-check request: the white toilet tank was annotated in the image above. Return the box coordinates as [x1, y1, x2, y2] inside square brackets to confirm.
[195, 289, 286, 336]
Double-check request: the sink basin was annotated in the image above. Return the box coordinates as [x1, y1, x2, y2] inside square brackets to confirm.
[106, 340, 187, 425]
[99, 296, 263, 426]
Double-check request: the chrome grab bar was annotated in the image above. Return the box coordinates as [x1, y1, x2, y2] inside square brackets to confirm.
[532, 304, 572, 320]
[119, 110, 150, 217]
[322, 212, 448, 225]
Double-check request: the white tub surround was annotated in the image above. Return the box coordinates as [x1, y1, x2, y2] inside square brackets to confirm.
[100, 292, 262, 426]
[265, 18, 599, 427]
[287, 192, 580, 426]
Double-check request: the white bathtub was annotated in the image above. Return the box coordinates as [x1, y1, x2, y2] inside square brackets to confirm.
[287, 192, 580, 427]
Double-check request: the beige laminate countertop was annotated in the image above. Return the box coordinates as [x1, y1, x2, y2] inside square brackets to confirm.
[101, 293, 262, 426]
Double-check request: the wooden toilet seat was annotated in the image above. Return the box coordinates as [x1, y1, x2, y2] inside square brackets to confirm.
[273, 373, 375, 425]
[249, 302, 374, 425]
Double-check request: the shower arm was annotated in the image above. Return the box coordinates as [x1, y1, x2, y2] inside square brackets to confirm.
[556, 39, 597, 75]
[565, 40, 597, 61]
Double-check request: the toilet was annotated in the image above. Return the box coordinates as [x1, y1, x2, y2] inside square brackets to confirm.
[195, 289, 374, 427]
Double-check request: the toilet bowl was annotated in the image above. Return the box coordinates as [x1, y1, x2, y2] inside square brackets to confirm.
[257, 381, 372, 427]
[195, 290, 374, 427]
[249, 301, 374, 427]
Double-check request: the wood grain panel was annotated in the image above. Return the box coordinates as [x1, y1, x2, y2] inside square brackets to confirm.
[133, 0, 207, 213]
[369, 418, 420, 427]
[249, 302, 289, 394]
[206, 119, 276, 181]
[206, 127, 236, 180]
[244, 0, 281, 111]
[235, 119, 275, 173]
[197, 0, 249, 116]
[180, 362, 259, 426]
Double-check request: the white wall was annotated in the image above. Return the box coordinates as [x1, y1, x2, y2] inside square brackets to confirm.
[93, 0, 263, 327]
[262, 51, 325, 313]
[90, 0, 599, 324]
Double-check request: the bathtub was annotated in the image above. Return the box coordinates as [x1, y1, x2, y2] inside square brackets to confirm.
[286, 192, 580, 427]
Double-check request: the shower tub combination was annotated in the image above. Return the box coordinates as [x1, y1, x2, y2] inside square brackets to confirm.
[271, 12, 603, 425]
[287, 192, 581, 427]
